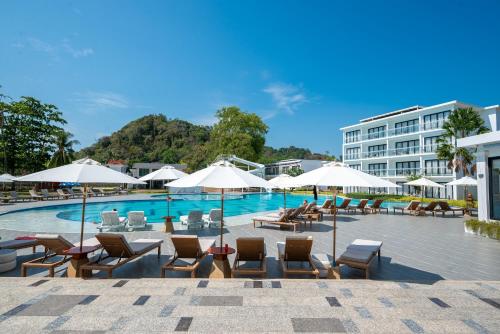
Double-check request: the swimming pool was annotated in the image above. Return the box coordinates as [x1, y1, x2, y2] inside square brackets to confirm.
[0, 193, 407, 233]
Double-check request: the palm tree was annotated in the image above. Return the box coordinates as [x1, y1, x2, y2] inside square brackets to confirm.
[47, 131, 80, 168]
[436, 107, 489, 175]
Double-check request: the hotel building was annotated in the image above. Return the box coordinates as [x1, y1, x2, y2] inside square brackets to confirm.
[341, 101, 499, 199]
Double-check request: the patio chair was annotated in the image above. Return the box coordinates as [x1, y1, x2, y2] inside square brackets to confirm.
[161, 235, 215, 278]
[204, 209, 222, 228]
[80, 233, 163, 278]
[98, 211, 127, 232]
[29, 190, 44, 201]
[10, 191, 31, 202]
[337, 239, 383, 279]
[317, 199, 332, 213]
[21, 234, 100, 277]
[0, 192, 12, 203]
[392, 200, 420, 215]
[277, 236, 319, 278]
[417, 201, 439, 216]
[180, 210, 205, 229]
[56, 189, 71, 200]
[364, 199, 388, 214]
[126, 211, 148, 231]
[298, 201, 322, 225]
[253, 208, 299, 232]
[346, 199, 369, 214]
[41, 189, 58, 200]
[434, 201, 465, 216]
[232, 237, 266, 278]
[329, 198, 352, 214]
[0, 238, 39, 253]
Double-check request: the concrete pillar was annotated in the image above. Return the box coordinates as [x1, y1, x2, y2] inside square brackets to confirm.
[476, 149, 489, 221]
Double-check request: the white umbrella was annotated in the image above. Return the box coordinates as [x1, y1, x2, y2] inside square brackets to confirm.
[167, 159, 270, 247]
[405, 177, 444, 199]
[16, 159, 145, 250]
[1, 173, 16, 181]
[294, 161, 399, 275]
[447, 176, 477, 207]
[0, 175, 13, 183]
[268, 174, 303, 210]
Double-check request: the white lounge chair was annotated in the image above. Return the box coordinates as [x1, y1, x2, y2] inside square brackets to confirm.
[127, 211, 148, 231]
[336, 239, 383, 279]
[180, 210, 204, 229]
[98, 211, 127, 232]
[56, 189, 70, 200]
[41, 189, 58, 200]
[29, 190, 44, 201]
[204, 209, 222, 228]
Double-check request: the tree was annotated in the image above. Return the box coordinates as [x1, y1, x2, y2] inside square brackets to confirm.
[287, 167, 304, 177]
[436, 107, 489, 175]
[0, 96, 67, 174]
[207, 106, 268, 162]
[47, 131, 80, 168]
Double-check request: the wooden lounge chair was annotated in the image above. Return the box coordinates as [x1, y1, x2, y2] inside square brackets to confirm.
[81, 233, 163, 278]
[277, 236, 319, 278]
[21, 234, 99, 277]
[29, 190, 44, 201]
[317, 199, 332, 213]
[10, 191, 31, 202]
[298, 202, 322, 225]
[56, 189, 71, 200]
[364, 199, 388, 214]
[253, 208, 299, 232]
[126, 211, 148, 231]
[0, 238, 39, 253]
[204, 209, 222, 228]
[99, 211, 127, 232]
[416, 201, 439, 216]
[232, 237, 266, 278]
[161, 235, 215, 278]
[329, 198, 352, 214]
[392, 200, 420, 215]
[346, 199, 369, 214]
[434, 201, 465, 216]
[336, 239, 383, 279]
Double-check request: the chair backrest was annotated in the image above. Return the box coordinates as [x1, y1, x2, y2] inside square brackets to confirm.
[29, 190, 39, 197]
[208, 209, 222, 222]
[95, 233, 135, 258]
[284, 236, 313, 262]
[425, 201, 439, 210]
[289, 205, 305, 219]
[438, 201, 450, 210]
[187, 210, 203, 224]
[128, 211, 145, 226]
[407, 200, 420, 210]
[278, 208, 294, 222]
[357, 199, 369, 208]
[57, 189, 66, 196]
[35, 234, 75, 255]
[236, 237, 266, 261]
[337, 198, 352, 209]
[68, 188, 75, 195]
[10, 191, 17, 198]
[171, 235, 202, 258]
[304, 202, 316, 213]
[101, 211, 121, 226]
[371, 199, 384, 208]
[41, 189, 50, 196]
[320, 199, 332, 209]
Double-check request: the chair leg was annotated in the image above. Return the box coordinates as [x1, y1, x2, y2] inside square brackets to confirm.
[107, 270, 113, 279]
[21, 265, 27, 277]
[160, 268, 165, 278]
[49, 267, 54, 277]
[365, 268, 369, 279]
[157, 246, 161, 259]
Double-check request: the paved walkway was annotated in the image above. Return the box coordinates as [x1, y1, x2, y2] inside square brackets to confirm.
[0, 277, 499, 333]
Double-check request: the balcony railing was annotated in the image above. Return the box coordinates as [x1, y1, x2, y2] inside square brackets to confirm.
[362, 167, 452, 177]
[344, 154, 360, 160]
[344, 122, 447, 144]
[357, 146, 438, 159]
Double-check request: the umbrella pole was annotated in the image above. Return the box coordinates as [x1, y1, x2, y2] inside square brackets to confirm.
[220, 188, 224, 248]
[79, 184, 87, 252]
[328, 188, 340, 279]
[283, 188, 286, 210]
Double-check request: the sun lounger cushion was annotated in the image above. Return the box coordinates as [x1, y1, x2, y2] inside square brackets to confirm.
[128, 239, 163, 254]
[338, 249, 374, 264]
[276, 242, 285, 257]
[0, 239, 37, 249]
[253, 215, 281, 222]
[346, 239, 382, 254]
[199, 238, 216, 251]
[311, 253, 331, 278]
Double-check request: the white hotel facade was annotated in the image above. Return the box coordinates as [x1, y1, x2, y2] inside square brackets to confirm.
[341, 101, 499, 199]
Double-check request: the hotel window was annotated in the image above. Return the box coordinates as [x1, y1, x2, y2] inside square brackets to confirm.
[423, 136, 442, 152]
[424, 159, 451, 176]
[345, 130, 361, 143]
[345, 147, 360, 160]
[367, 144, 386, 158]
[368, 163, 387, 176]
[349, 164, 361, 171]
[139, 168, 149, 177]
[394, 119, 419, 135]
[395, 161, 420, 176]
[367, 125, 386, 139]
[395, 140, 419, 155]
[423, 110, 451, 130]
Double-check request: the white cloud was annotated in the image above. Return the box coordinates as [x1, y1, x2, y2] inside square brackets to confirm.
[263, 82, 308, 115]
[13, 37, 93, 59]
[71, 92, 130, 113]
[62, 40, 94, 58]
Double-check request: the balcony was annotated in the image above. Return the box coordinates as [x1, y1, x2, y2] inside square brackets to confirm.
[344, 123, 446, 144]
[359, 146, 438, 159]
[344, 154, 360, 161]
[362, 167, 452, 177]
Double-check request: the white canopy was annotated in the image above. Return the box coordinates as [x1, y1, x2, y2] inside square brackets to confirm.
[268, 174, 303, 189]
[166, 160, 270, 189]
[1, 173, 16, 181]
[16, 160, 144, 185]
[294, 161, 399, 188]
[72, 157, 101, 165]
[446, 176, 477, 186]
[405, 177, 444, 188]
[0, 176, 13, 183]
[139, 165, 188, 182]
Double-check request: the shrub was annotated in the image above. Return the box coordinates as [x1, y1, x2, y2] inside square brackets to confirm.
[465, 219, 500, 240]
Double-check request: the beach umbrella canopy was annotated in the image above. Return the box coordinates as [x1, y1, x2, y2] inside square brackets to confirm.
[16, 159, 145, 250]
[268, 174, 303, 210]
[1, 173, 16, 181]
[446, 176, 477, 186]
[0, 175, 13, 183]
[294, 161, 399, 276]
[405, 177, 444, 200]
[167, 160, 270, 247]
[140, 165, 188, 181]
[72, 157, 101, 165]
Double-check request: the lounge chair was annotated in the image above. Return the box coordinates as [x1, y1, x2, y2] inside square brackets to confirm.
[317, 199, 332, 213]
[81, 233, 163, 278]
[417, 201, 439, 216]
[346, 199, 369, 214]
[88, 188, 98, 197]
[41, 189, 58, 200]
[253, 208, 298, 232]
[0, 238, 39, 253]
[29, 190, 44, 201]
[336, 239, 383, 279]
[161, 235, 215, 278]
[10, 191, 31, 202]
[21, 234, 100, 277]
[277, 236, 319, 278]
[180, 210, 205, 229]
[66, 188, 80, 198]
[0, 192, 12, 203]
[364, 199, 388, 214]
[434, 201, 465, 216]
[56, 189, 71, 200]
[392, 200, 420, 215]
[232, 237, 266, 278]
[298, 202, 322, 225]
[204, 209, 222, 228]
[98, 211, 127, 232]
[328, 198, 352, 214]
[126, 211, 148, 231]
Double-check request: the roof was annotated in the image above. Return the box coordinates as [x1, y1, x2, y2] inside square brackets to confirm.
[131, 162, 187, 170]
[457, 131, 500, 148]
[107, 159, 127, 165]
[359, 105, 424, 123]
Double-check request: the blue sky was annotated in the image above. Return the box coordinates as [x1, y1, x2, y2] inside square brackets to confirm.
[1, 1, 499, 157]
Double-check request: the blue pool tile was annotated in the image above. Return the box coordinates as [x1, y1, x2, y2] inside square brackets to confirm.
[341, 319, 360, 333]
[271, 281, 282, 288]
[113, 280, 128, 287]
[30, 279, 49, 287]
[2, 304, 30, 317]
[175, 317, 193, 331]
[402, 319, 424, 334]
[398, 282, 411, 289]
[159, 304, 176, 317]
[253, 281, 263, 288]
[479, 298, 500, 309]
[174, 287, 186, 296]
[317, 281, 328, 289]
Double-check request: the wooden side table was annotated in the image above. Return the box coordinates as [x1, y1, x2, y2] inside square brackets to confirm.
[208, 246, 235, 279]
[64, 245, 101, 278]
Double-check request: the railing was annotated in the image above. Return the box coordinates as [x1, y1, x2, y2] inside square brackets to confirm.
[359, 146, 438, 159]
[344, 154, 360, 161]
[344, 122, 447, 144]
[363, 167, 452, 177]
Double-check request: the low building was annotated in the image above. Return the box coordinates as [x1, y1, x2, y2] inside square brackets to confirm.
[106, 160, 128, 174]
[130, 162, 187, 178]
[264, 159, 326, 179]
[458, 131, 500, 221]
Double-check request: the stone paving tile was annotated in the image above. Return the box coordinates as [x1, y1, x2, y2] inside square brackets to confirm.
[291, 317, 346, 333]
[15, 295, 87, 316]
[402, 319, 425, 334]
[326, 296, 342, 307]
[78, 295, 99, 305]
[112, 280, 128, 287]
[174, 316, 193, 331]
[44, 315, 71, 330]
[133, 295, 150, 305]
[197, 295, 243, 306]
